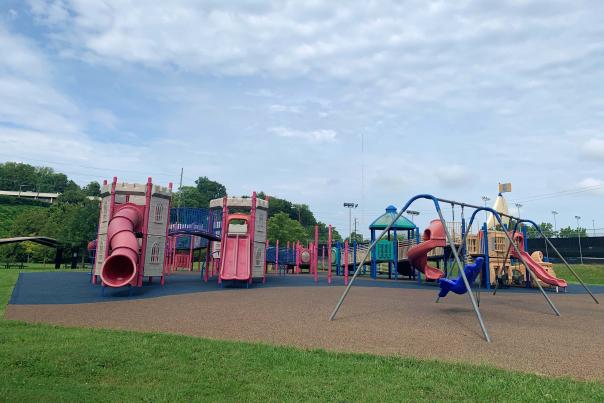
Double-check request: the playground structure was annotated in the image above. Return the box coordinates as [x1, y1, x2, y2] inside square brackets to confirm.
[88, 177, 592, 331]
[93, 177, 172, 288]
[320, 198, 567, 292]
[210, 193, 269, 284]
[330, 193, 600, 343]
[165, 207, 221, 278]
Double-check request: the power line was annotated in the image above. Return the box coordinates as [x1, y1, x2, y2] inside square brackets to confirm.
[511, 183, 604, 204]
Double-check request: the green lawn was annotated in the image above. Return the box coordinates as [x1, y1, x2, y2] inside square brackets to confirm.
[1, 270, 603, 401]
[553, 263, 604, 285]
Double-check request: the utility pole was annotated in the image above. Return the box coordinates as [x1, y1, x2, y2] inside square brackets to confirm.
[481, 196, 490, 224]
[343, 202, 358, 241]
[178, 167, 184, 208]
[514, 203, 523, 218]
[292, 205, 301, 223]
[551, 210, 558, 233]
[407, 210, 420, 224]
[593, 219, 596, 237]
[575, 215, 583, 264]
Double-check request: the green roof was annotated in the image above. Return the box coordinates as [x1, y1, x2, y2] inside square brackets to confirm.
[369, 205, 416, 231]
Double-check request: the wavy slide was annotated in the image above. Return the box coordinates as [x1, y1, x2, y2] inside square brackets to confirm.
[510, 233, 567, 288]
[407, 219, 446, 280]
[219, 214, 251, 282]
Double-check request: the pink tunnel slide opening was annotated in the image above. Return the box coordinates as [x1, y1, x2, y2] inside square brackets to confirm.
[101, 203, 142, 288]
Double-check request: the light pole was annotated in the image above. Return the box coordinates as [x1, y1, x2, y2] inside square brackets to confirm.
[575, 215, 583, 264]
[514, 203, 523, 218]
[407, 210, 420, 223]
[551, 210, 558, 233]
[481, 196, 490, 224]
[343, 202, 358, 241]
[593, 219, 596, 237]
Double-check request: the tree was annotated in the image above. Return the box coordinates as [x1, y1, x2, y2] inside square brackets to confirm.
[195, 176, 227, 206]
[0, 162, 36, 190]
[174, 186, 206, 208]
[83, 181, 101, 197]
[57, 188, 87, 204]
[314, 222, 342, 243]
[558, 226, 587, 238]
[291, 203, 317, 227]
[0, 162, 77, 193]
[267, 212, 309, 243]
[5, 208, 53, 263]
[526, 222, 557, 239]
[347, 231, 364, 243]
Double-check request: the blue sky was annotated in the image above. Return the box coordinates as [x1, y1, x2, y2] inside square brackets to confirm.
[1, 1, 603, 236]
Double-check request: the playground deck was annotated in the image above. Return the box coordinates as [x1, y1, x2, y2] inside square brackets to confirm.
[5, 272, 604, 381]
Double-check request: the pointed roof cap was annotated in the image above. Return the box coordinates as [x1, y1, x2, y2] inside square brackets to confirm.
[369, 205, 416, 231]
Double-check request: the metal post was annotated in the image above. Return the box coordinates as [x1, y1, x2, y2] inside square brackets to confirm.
[575, 216, 583, 265]
[534, 228, 599, 305]
[434, 207, 491, 343]
[330, 195, 492, 342]
[459, 211, 560, 317]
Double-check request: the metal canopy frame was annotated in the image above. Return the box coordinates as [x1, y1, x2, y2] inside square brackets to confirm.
[329, 194, 599, 343]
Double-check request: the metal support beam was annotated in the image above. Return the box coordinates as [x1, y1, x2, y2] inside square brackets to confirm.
[510, 219, 599, 305]
[330, 194, 492, 343]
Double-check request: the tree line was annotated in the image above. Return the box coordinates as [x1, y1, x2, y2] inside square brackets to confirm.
[525, 222, 588, 238]
[173, 177, 343, 243]
[0, 162, 343, 263]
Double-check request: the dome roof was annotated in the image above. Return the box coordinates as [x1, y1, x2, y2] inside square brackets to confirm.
[369, 205, 416, 231]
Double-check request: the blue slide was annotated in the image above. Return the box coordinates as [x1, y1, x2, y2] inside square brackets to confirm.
[438, 257, 484, 298]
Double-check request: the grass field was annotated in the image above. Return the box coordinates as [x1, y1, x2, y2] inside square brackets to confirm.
[1, 269, 603, 401]
[553, 263, 604, 285]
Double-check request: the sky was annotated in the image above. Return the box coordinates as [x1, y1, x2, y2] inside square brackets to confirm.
[1, 1, 603, 236]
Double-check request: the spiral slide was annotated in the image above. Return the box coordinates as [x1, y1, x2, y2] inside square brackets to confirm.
[407, 219, 446, 280]
[100, 203, 143, 287]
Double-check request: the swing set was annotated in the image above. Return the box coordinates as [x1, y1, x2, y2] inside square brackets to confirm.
[330, 194, 600, 343]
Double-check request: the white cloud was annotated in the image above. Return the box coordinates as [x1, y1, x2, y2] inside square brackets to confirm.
[269, 104, 302, 114]
[435, 165, 473, 188]
[577, 178, 604, 196]
[270, 126, 337, 143]
[2, 1, 604, 234]
[581, 137, 604, 161]
[90, 108, 118, 130]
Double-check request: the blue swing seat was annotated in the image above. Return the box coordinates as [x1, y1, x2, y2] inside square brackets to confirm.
[438, 257, 484, 298]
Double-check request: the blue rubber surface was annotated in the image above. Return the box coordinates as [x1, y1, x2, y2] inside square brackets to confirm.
[9, 271, 604, 305]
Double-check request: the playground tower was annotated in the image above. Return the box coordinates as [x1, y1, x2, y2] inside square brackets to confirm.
[93, 177, 172, 288]
[210, 192, 268, 283]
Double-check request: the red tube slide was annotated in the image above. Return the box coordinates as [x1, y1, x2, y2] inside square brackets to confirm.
[101, 203, 142, 287]
[407, 219, 446, 280]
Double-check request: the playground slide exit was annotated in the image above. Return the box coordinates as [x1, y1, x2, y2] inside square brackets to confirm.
[512, 249, 568, 288]
[509, 232, 567, 288]
[100, 203, 142, 287]
[219, 214, 252, 282]
[220, 235, 251, 281]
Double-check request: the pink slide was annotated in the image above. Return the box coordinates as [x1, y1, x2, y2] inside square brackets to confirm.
[219, 214, 251, 281]
[101, 203, 142, 287]
[509, 233, 567, 288]
[407, 220, 446, 280]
